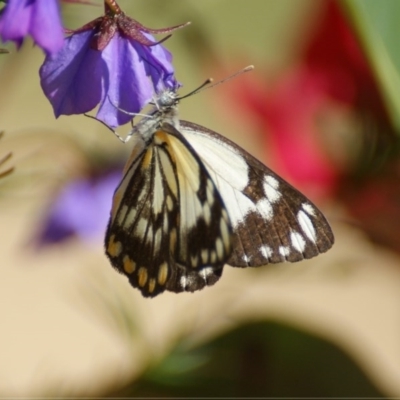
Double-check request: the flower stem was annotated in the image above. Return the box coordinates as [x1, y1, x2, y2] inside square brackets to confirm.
[104, 0, 121, 14]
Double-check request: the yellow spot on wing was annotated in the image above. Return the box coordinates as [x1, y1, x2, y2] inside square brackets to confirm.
[112, 192, 123, 218]
[148, 278, 156, 293]
[154, 130, 169, 144]
[158, 262, 168, 285]
[107, 235, 122, 257]
[170, 228, 177, 253]
[216, 237, 224, 260]
[141, 147, 153, 169]
[138, 267, 148, 287]
[155, 130, 175, 158]
[190, 254, 198, 268]
[210, 250, 217, 264]
[201, 249, 209, 264]
[220, 219, 231, 252]
[166, 196, 174, 211]
[123, 256, 136, 274]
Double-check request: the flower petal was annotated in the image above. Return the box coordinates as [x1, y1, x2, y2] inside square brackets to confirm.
[96, 33, 178, 127]
[0, 0, 32, 46]
[40, 30, 103, 117]
[0, 0, 64, 53]
[40, 29, 178, 126]
[38, 171, 121, 245]
[139, 34, 178, 91]
[31, 0, 64, 53]
[95, 33, 155, 127]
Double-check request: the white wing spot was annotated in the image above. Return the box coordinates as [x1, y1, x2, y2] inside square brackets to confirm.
[180, 274, 194, 290]
[166, 195, 174, 212]
[145, 223, 153, 245]
[216, 237, 224, 260]
[242, 254, 250, 263]
[302, 203, 316, 216]
[290, 231, 306, 253]
[260, 245, 273, 259]
[200, 266, 214, 281]
[257, 199, 274, 221]
[263, 176, 281, 204]
[279, 246, 290, 257]
[136, 217, 148, 236]
[191, 254, 199, 267]
[124, 207, 137, 229]
[206, 178, 215, 204]
[154, 227, 162, 251]
[297, 210, 317, 243]
[265, 175, 279, 189]
[180, 275, 187, 289]
[201, 249, 209, 264]
[203, 202, 211, 225]
[220, 218, 231, 251]
[117, 204, 129, 226]
[153, 157, 164, 215]
[222, 208, 229, 222]
[163, 213, 169, 232]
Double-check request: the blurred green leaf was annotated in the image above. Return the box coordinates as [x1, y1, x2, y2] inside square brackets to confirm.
[344, 0, 400, 132]
[110, 320, 384, 398]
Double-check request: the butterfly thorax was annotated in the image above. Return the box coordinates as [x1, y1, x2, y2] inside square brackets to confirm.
[133, 90, 180, 144]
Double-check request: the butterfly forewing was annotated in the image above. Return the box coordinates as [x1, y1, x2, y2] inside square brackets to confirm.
[180, 121, 334, 267]
[105, 124, 231, 297]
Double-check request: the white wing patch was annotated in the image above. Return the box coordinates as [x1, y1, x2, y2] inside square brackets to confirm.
[290, 231, 306, 253]
[297, 210, 317, 243]
[256, 198, 274, 221]
[263, 175, 281, 203]
[279, 246, 290, 257]
[179, 126, 250, 192]
[260, 245, 273, 259]
[302, 202, 316, 216]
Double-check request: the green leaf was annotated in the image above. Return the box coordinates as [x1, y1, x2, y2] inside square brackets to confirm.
[344, 0, 400, 132]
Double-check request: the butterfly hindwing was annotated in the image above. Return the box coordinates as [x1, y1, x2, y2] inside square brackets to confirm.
[180, 120, 334, 267]
[105, 124, 231, 297]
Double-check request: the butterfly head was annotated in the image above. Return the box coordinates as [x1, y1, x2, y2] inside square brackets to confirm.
[149, 88, 180, 129]
[155, 88, 178, 106]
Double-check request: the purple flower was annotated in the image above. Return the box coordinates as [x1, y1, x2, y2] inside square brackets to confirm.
[0, 0, 64, 54]
[37, 170, 121, 245]
[39, 1, 189, 128]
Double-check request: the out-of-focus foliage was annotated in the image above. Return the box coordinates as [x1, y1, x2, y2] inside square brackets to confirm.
[111, 321, 383, 398]
[344, 0, 400, 132]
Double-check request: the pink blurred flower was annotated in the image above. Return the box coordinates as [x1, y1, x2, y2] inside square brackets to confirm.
[225, 0, 392, 202]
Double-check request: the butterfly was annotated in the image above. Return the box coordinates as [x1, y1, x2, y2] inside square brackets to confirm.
[105, 88, 334, 297]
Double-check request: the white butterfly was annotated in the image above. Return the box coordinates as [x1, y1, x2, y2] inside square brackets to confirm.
[105, 89, 334, 297]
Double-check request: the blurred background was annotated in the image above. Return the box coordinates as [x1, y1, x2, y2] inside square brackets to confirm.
[1, 0, 400, 397]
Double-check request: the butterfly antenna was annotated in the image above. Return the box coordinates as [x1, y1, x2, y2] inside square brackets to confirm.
[177, 65, 254, 101]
